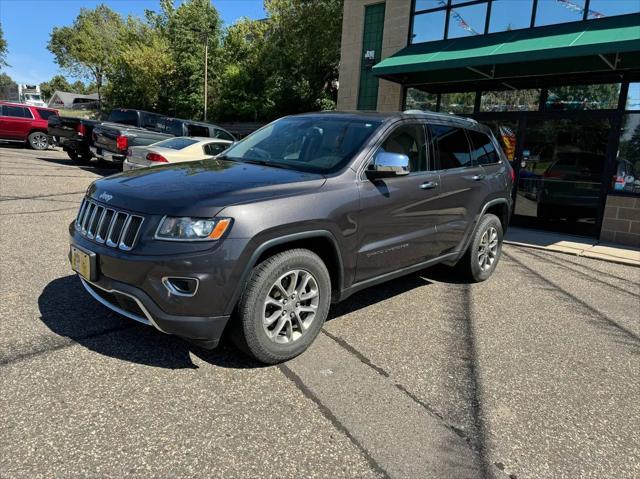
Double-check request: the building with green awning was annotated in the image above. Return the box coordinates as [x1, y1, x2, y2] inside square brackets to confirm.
[337, 1, 640, 246]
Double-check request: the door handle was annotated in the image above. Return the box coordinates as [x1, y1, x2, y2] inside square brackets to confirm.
[420, 181, 438, 190]
[471, 174, 485, 181]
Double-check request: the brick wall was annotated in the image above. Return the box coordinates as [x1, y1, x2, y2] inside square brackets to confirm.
[600, 195, 640, 247]
[337, 0, 411, 111]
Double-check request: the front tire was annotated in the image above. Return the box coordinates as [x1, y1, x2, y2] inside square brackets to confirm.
[456, 213, 503, 282]
[233, 249, 331, 364]
[28, 132, 49, 150]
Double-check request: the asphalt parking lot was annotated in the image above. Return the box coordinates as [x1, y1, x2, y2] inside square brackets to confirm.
[0, 145, 638, 479]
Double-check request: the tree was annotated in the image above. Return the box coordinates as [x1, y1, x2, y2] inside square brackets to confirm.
[0, 72, 17, 100]
[161, 0, 222, 119]
[0, 23, 7, 68]
[263, 0, 343, 115]
[106, 20, 175, 111]
[48, 5, 124, 107]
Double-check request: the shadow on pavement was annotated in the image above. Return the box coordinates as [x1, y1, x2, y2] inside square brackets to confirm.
[38, 275, 262, 370]
[36, 155, 119, 178]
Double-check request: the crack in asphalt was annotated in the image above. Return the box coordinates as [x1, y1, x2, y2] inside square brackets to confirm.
[0, 190, 87, 202]
[278, 363, 392, 479]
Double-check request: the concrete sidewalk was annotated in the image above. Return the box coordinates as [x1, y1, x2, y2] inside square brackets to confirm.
[505, 227, 640, 267]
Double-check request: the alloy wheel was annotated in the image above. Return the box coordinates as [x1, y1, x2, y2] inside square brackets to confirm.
[477, 226, 499, 271]
[262, 269, 319, 344]
[31, 133, 48, 150]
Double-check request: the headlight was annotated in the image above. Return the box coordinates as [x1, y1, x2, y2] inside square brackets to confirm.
[155, 217, 232, 241]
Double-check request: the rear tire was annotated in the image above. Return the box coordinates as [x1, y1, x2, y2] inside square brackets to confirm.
[232, 249, 331, 364]
[68, 150, 91, 164]
[28, 132, 49, 150]
[456, 213, 503, 283]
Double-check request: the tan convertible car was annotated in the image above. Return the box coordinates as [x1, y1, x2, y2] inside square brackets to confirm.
[123, 136, 233, 171]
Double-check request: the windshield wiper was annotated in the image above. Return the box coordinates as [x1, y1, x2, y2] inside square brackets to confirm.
[241, 159, 289, 170]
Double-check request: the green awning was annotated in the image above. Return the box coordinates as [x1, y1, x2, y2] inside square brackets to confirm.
[373, 13, 640, 86]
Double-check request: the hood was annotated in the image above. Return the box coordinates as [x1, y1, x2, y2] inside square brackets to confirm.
[87, 158, 326, 216]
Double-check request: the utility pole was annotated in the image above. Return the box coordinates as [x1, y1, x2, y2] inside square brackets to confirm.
[204, 34, 208, 121]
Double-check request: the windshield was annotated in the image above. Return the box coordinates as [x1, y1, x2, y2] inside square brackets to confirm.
[222, 116, 383, 173]
[153, 137, 199, 150]
[25, 94, 42, 101]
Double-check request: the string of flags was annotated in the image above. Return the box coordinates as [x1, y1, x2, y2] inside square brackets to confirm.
[555, 0, 605, 19]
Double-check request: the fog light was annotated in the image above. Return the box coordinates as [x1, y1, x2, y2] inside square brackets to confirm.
[162, 277, 199, 297]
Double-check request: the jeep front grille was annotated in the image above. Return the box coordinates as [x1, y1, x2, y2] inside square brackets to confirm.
[75, 198, 144, 251]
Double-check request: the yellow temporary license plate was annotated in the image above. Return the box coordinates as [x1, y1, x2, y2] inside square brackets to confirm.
[70, 245, 93, 280]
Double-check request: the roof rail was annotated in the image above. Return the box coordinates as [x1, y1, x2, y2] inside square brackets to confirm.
[403, 109, 478, 123]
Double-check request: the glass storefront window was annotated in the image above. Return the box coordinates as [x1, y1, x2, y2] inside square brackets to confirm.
[411, 10, 447, 43]
[626, 83, 640, 111]
[414, 0, 447, 11]
[480, 89, 540, 112]
[447, 3, 487, 38]
[405, 88, 438, 111]
[588, 0, 640, 19]
[440, 92, 475, 114]
[489, 0, 533, 32]
[546, 84, 621, 111]
[534, 0, 586, 26]
[613, 114, 640, 194]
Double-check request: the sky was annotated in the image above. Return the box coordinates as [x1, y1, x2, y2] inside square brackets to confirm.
[0, 0, 266, 84]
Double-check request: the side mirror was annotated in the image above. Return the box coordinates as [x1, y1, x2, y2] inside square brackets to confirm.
[366, 151, 410, 179]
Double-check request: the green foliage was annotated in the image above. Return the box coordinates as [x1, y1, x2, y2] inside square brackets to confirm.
[47, 0, 343, 122]
[48, 4, 124, 105]
[0, 72, 18, 100]
[0, 23, 8, 68]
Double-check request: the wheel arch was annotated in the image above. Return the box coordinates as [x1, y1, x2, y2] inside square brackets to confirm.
[454, 198, 511, 263]
[226, 230, 344, 315]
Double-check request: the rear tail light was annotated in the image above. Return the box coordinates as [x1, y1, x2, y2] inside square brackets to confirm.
[116, 135, 128, 151]
[146, 152, 168, 163]
[76, 123, 86, 136]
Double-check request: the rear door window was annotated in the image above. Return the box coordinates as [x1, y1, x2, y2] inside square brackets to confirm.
[3, 105, 32, 118]
[467, 129, 500, 165]
[429, 124, 472, 170]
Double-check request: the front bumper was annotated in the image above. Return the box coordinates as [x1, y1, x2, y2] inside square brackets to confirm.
[79, 276, 229, 348]
[69, 230, 249, 349]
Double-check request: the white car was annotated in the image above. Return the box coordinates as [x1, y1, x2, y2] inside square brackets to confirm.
[123, 137, 233, 171]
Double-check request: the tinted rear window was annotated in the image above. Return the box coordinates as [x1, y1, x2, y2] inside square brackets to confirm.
[153, 137, 199, 150]
[430, 125, 472, 169]
[108, 109, 138, 126]
[186, 124, 210, 137]
[36, 109, 58, 120]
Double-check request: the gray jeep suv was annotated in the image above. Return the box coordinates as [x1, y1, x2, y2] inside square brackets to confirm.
[69, 111, 513, 364]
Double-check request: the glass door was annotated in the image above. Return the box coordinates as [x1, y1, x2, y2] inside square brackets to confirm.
[513, 117, 610, 236]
